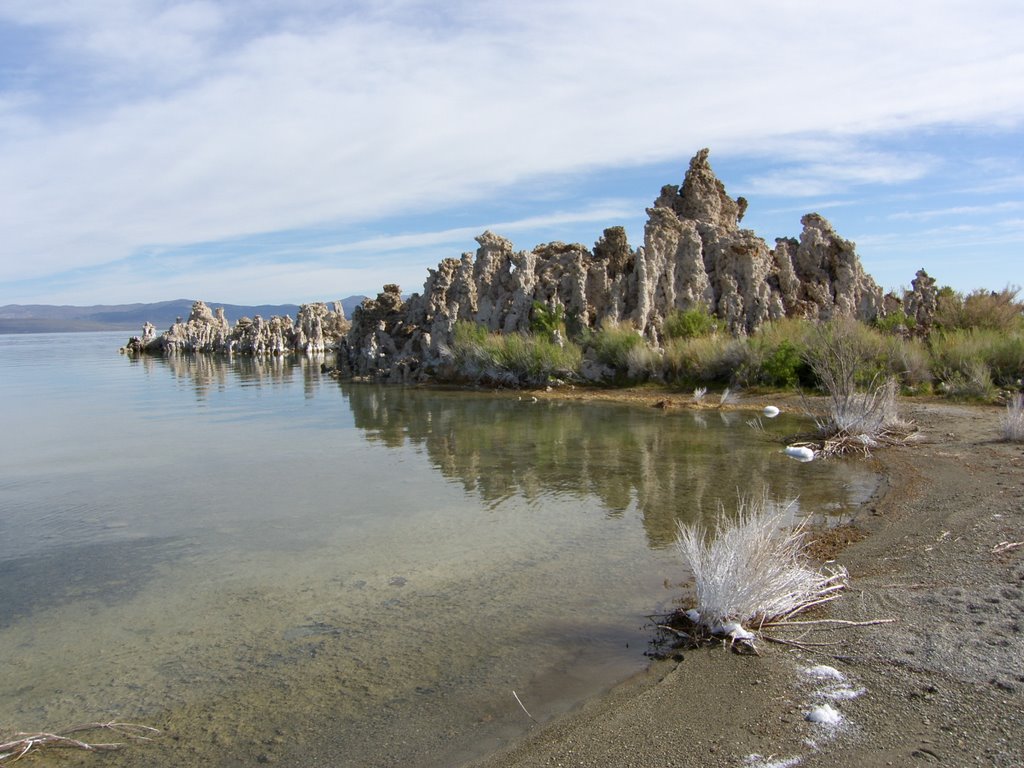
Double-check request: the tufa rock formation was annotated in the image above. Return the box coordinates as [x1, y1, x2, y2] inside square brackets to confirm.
[337, 149, 885, 382]
[124, 300, 350, 356]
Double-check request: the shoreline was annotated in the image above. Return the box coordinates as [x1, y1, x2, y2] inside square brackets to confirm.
[464, 396, 1024, 768]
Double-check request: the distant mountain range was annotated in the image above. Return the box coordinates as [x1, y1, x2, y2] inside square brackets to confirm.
[0, 297, 368, 334]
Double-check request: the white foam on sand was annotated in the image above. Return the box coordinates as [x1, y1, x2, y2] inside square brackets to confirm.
[802, 664, 845, 681]
[818, 685, 866, 701]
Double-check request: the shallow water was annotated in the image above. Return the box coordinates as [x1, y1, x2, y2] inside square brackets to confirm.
[0, 332, 880, 766]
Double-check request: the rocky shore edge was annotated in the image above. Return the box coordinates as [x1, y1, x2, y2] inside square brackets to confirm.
[462, 395, 1023, 768]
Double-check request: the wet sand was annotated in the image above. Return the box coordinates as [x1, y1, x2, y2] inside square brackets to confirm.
[466, 396, 1024, 768]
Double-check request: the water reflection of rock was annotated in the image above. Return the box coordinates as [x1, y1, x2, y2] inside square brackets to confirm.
[344, 386, 876, 549]
[126, 351, 331, 400]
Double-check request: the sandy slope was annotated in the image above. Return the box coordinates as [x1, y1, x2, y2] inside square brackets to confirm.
[467, 399, 1024, 768]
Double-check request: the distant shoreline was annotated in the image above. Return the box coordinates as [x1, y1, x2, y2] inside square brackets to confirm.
[0, 321, 140, 334]
[0, 297, 366, 336]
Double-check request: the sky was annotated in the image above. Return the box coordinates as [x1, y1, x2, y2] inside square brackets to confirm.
[1, 0, 1022, 307]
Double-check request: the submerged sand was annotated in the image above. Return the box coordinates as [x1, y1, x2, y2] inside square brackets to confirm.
[466, 397, 1024, 768]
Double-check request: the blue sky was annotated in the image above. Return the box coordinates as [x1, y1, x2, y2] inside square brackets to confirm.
[1, 0, 1022, 307]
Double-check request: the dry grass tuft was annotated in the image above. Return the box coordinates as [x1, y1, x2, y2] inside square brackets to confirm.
[1004, 393, 1024, 442]
[803, 319, 917, 456]
[673, 496, 847, 650]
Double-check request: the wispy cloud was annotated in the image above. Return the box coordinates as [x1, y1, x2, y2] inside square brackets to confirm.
[1, 1, 1023, 302]
[306, 202, 636, 257]
[888, 201, 1024, 221]
[741, 151, 937, 198]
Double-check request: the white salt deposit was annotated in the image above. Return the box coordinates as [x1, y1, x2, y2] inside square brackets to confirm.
[744, 754, 802, 768]
[805, 703, 842, 725]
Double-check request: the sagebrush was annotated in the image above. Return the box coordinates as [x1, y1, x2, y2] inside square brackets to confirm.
[675, 496, 847, 631]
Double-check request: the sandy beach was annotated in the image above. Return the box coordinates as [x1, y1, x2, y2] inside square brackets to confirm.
[466, 397, 1024, 768]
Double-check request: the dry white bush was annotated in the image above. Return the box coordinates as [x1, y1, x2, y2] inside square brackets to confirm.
[803, 319, 915, 455]
[1004, 393, 1024, 442]
[675, 497, 847, 638]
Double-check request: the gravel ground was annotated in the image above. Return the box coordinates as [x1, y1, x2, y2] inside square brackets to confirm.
[467, 398, 1024, 768]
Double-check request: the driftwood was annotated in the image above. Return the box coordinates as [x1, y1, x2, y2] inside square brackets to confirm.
[0, 722, 158, 765]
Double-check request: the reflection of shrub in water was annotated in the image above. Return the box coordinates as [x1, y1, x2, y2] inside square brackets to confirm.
[344, 386, 869, 548]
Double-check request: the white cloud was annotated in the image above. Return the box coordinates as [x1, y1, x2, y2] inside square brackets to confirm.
[306, 202, 635, 257]
[740, 148, 937, 198]
[1, 1, 1023, 301]
[888, 202, 1024, 221]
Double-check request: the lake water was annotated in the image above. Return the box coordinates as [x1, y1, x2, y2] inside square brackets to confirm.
[0, 332, 880, 766]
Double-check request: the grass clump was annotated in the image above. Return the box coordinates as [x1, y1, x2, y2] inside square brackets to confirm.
[664, 334, 744, 386]
[929, 328, 1023, 393]
[451, 321, 581, 386]
[584, 318, 643, 369]
[674, 496, 847, 645]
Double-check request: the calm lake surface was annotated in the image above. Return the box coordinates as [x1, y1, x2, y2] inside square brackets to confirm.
[0, 332, 880, 766]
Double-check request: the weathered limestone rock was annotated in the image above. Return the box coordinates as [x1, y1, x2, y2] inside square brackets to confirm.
[334, 148, 890, 381]
[905, 268, 938, 332]
[336, 284, 417, 379]
[653, 147, 744, 231]
[125, 300, 349, 356]
[775, 214, 884, 323]
[160, 300, 232, 353]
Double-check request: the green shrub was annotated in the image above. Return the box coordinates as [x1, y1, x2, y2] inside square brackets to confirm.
[452, 320, 493, 371]
[502, 333, 581, 382]
[935, 286, 1023, 332]
[874, 309, 915, 335]
[803, 318, 910, 445]
[663, 307, 717, 340]
[530, 301, 565, 336]
[453, 319, 490, 348]
[760, 340, 805, 387]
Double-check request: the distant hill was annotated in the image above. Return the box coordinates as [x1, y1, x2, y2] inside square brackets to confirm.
[0, 297, 368, 334]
